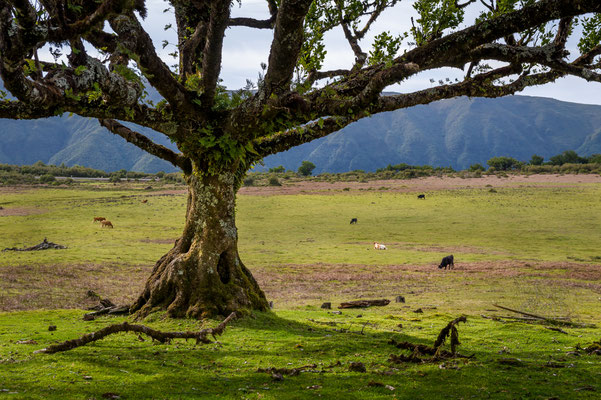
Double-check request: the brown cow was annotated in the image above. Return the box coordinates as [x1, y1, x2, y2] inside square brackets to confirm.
[141, 199, 148, 203]
[100, 220, 114, 228]
[93, 217, 106, 223]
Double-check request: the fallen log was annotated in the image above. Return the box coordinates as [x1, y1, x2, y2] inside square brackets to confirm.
[2, 238, 66, 252]
[338, 299, 390, 309]
[35, 312, 236, 354]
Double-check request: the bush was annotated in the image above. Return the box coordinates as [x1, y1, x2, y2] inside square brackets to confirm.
[108, 175, 121, 183]
[268, 176, 281, 186]
[39, 174, 56, 183]
[243, 177, 255, 187]
[469, 163, 485, 172]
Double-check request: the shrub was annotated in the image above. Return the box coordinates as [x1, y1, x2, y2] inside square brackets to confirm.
[469, 163, 485, 172]
[108, 175, 121, 183]
[268, 176, 281, 186]
[243, 177, 255, 187]
[39, 174, 56, 184]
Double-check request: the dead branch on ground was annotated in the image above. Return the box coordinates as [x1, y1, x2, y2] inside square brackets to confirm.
[35, 312, 236, 354]
[493, 304, 595, 328]
[389, 316, 472, 363]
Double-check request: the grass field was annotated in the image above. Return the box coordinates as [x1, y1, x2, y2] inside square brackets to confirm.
[1, 175, 601, 399]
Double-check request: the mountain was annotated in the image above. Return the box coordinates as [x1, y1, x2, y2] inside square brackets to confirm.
[0, 114, 180, 173]
[1, 94, 601, 173]
[259, 96, 601, 173]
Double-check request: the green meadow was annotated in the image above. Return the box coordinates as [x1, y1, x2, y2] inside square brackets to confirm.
[1, 178, 601, 399]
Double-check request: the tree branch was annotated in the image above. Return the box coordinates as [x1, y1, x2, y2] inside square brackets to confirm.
[254, 116, 355, 158]
[302, 0, 601, 122]
[99, 119, 191, 173]
[109, 13, 198, 116]
[260, 0, 313, 98]
[335, 0, 367, 69]
[0, 99, 58, 119]
[229, 17, 275, 29]
[199, 0, 231, 107]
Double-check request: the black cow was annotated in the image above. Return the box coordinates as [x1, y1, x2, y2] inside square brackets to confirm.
[438, 255, 454, 270]
[417, 194, 426, 199]
[350, 218, 358, 224]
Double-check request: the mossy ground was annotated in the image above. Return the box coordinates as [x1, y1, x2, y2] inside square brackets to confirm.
[1, 177, 601, 399]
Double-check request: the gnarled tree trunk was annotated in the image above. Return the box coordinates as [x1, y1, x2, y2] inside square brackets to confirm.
[131, 169, 268, 319]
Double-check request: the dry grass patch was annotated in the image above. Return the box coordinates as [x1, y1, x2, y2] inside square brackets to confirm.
[0, 207, 46, 217]
[0, 263, 150, 311]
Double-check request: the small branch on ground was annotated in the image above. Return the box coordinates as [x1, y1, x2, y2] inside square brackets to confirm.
[338, 299, 390, 309]
[493, 304, 595, 328]
[2, 238, 66, 252]
[546, 326, 568, 334]
[35, 312, 237, 354]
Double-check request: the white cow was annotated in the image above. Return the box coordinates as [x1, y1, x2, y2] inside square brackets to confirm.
[374, 242, 387, 250]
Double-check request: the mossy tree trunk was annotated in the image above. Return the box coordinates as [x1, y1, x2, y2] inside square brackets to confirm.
[131, 168, 269, 319]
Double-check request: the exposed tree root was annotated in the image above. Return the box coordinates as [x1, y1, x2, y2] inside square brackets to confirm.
[389, 316, 472, 363]
[2, 238, 66, 252]
[35, 312, 236, 354]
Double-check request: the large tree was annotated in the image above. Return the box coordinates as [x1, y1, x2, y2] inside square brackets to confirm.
[1, 0, 600, 318]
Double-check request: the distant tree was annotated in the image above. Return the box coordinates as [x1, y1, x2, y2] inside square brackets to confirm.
[549, 150, 587, 165]
[2, 0, 601, 318]
[298, 161, 316, 176]
[268, 166, 286, 173]
[529, 154, 544, 165]
[487, 156, 522, 171]
[469, 163, 485, 172]
[588, 154, 601, 164]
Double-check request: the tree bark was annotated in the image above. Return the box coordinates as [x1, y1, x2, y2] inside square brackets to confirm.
[131, 170, 268, 319]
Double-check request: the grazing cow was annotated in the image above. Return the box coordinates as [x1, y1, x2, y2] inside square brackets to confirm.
[93, 217, 106, 223]
[100, 220, 114, 228]
[374, 242, 387, 250]
[438, 255, 454, 270]
[417, 194, 426, 199]
[350, 218, 358, 224]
